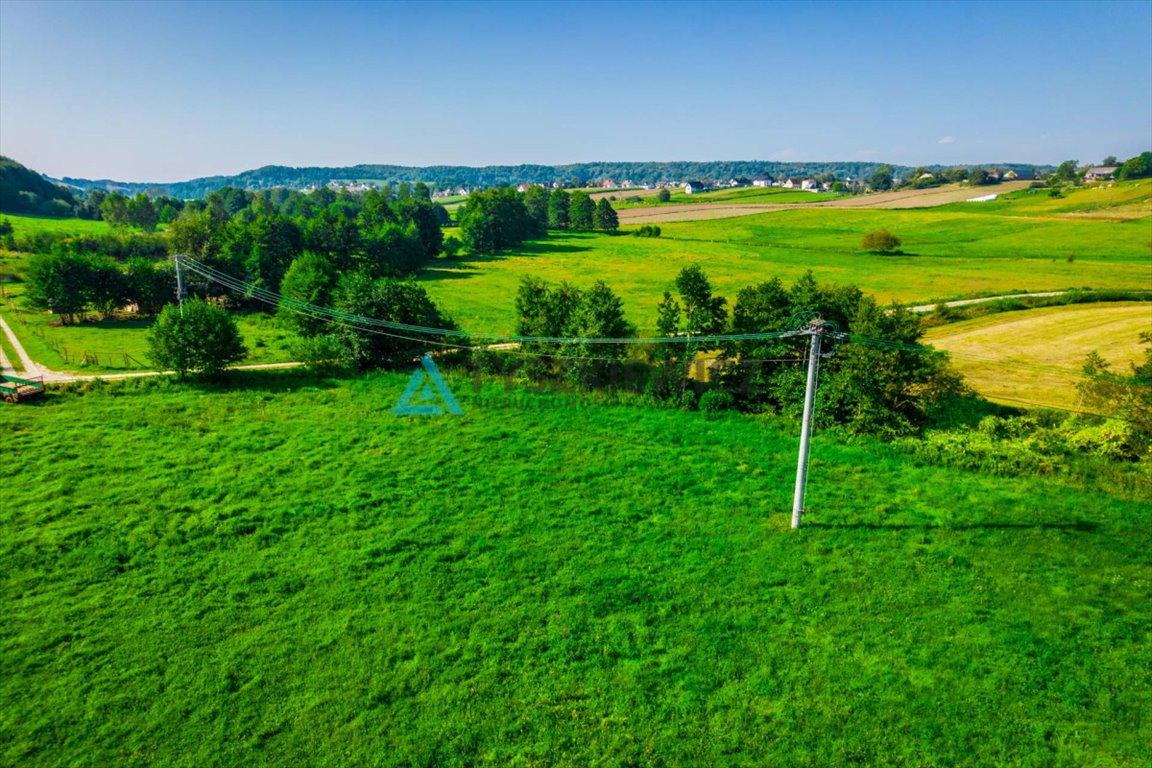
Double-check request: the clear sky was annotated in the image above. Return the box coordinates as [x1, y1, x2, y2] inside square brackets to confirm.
[1, 0, 1149, 181]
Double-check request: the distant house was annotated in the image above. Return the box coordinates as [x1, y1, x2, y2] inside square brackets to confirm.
[683, 180, 709, 194]
[727, 177, 751, 187]
[752, 176, 773, 187]
[1002, 168, 1036, 181]
[782, 178, 799, 189]
[1084, 166, 1117, 182]
[800, 178, 819, 191]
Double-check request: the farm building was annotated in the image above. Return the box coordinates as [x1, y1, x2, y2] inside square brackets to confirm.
[683, 180, 709, 194]
[752, 176, 773, 187]
[1084, 166, 1117, 182]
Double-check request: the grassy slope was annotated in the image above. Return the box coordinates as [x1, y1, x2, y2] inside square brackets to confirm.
[925, 302, 1152, 411]
[420, 186, 1151, 335]
[2, 373, 1149, 766]
[0, 212, 113, 236]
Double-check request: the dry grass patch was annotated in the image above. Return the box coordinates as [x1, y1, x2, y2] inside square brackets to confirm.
[925, 302, 1151, 411]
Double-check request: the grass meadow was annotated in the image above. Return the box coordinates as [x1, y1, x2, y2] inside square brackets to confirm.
[420, 207, 1150, 336]
[2, 372, 1150, 766]
[0, 212, 115, 237]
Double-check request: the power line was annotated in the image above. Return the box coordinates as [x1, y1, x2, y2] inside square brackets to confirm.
[180, 256, 807, 346]
[177, 255, 1150, 384]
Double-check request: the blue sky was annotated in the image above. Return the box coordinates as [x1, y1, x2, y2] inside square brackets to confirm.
[1, 0, 1149, 181]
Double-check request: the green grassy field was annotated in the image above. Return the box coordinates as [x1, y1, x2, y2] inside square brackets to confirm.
[925, 302, 1152, 411]
[0, 212, 114, 237]
[2, 373, 1148, 766]
[934, 179, 1152, 219]
[419, 208, 1150, 336]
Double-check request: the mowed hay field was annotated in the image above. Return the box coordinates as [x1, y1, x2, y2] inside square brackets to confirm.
[2, 374, 1151, 766]
[925, 303, 1152, 411]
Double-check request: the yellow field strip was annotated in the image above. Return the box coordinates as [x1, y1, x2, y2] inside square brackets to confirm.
[925, 302, 1151, 412]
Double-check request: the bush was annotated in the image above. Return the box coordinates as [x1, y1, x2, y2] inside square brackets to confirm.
[632, 225, 662, 238]
[676, 389, 698, 411]
[441, 235, 462, 258]
[699, 389, 736, 413]
[291, 334, 346, 372]
[656, 188, 671, 203]
[861, 229, 901, 253]
[146, 299, 247, 377]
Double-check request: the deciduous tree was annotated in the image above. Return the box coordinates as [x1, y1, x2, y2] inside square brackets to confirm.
[569, 191, 595, 231]
[147, 298, 247, 377]
[594, 198, 619, 232]
[547, 189, 570, 230]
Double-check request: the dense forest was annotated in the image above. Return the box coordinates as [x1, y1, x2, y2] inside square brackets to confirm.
[0, 156, 79, 215]
[54, 160, 1057, 198]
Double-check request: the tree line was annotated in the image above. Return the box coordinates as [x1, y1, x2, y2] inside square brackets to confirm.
[49, 160, 1067, 199]
[500, 265, 964, 436]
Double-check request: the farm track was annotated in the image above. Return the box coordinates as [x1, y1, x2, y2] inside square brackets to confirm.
[618, 181, 1035, 223]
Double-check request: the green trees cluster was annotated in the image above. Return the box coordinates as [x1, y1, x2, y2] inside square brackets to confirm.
[23, 249, 172, 323]
[713, 269, 963, 435]
[282, 265, 457, 371]
[867, 165, 895, 191]
[546, 190, 618, 232]
[653, 264, 728, 361]
[1078, 331, 1152, 458]
[98, 192, 176, 231]
[458, 187, 542, 255]
[1117, 151, 1152, 180]
[504, 264, 962, 435]
[632, 225, 661, 238]
[168, 184, 449, 294]
[514, 275, 634, 385]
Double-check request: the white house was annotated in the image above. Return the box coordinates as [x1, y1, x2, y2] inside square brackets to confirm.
[752, 177, 773, 187]
[683, 180, 708, 194]
[1084, 166, 1117, 182]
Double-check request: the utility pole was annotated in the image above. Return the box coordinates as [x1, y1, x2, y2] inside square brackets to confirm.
[791, 322, 822, 528]
[174, 253, 185, 316]
[790, 317, 834, 529]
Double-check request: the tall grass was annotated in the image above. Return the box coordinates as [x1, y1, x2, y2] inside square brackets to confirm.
[2, 373, 1149, 766]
